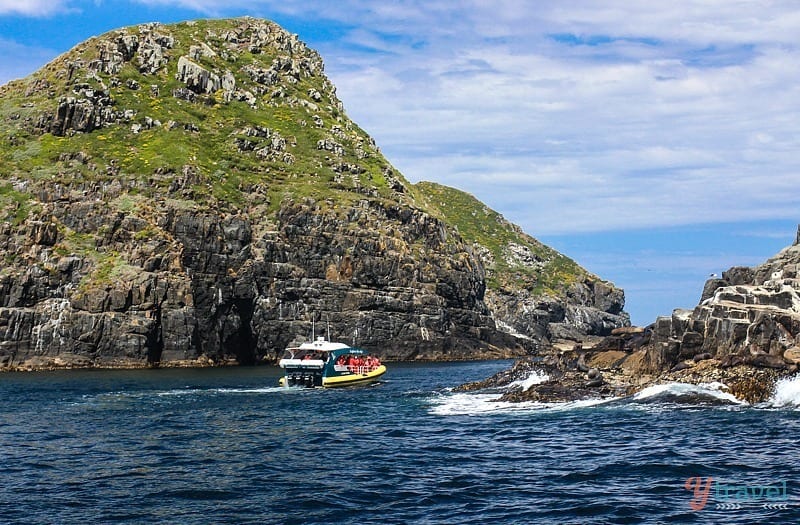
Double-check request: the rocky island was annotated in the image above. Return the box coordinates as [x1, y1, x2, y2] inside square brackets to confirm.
[458, 228, 800, 403]
[0, 18, 627, 371]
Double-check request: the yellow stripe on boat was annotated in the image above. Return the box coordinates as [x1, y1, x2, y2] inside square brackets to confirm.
[322, 365, 387, 387]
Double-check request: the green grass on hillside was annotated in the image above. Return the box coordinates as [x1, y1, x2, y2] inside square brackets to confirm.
[416, 181, 590, 296]
[0, 18, 602, 301]
[0, 184, 36, 226]
[0, 18, 402, 212]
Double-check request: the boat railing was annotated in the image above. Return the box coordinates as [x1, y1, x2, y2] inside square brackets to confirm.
[346, 365, 380, 375]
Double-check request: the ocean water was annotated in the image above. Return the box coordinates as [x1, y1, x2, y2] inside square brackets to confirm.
[1, 360, 800, 524]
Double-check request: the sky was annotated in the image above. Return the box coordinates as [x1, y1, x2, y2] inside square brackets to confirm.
[1, 0, 798, 325]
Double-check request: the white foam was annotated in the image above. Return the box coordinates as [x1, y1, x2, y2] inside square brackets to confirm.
[213, 386, 296, 394]
[508, 370, 549, 392]
[428, 392, 538, 416]
[767, 373, 800, 408]
[558, 397, 620, 410]
[632, 382, 746, 405]
[427, 391, 619, 416]
[154, 386, 294, 396]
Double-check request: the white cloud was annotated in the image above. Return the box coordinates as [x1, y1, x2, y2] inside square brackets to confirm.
[313, 2, 800, 235]
[0, 0, 71, 16]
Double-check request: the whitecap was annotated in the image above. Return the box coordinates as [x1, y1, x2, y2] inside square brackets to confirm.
[632, 382, 746, 405]
[427, 392, 539, 416]
[508, 370, 549, 392]
[430, 380, 754, 417]
[556, 397, 620, 410]
[766, 373, 800, 408]
[209, 386, 298, 394]
[110, 385, 300, 398]
[427, 391, 619, 416]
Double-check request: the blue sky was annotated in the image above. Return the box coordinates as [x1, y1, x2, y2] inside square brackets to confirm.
[1, 1, 799, 325]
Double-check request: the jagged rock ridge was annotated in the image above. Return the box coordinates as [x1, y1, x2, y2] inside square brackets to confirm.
[645, 227, 800, 373]
[0, 18, 627, 370]
[416, 182, 629, 347]
[458, 227, 800, 404]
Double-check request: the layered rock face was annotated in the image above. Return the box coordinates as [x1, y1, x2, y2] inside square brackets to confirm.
[645, 228, 800, 373]
[485, 279, 627, 346]
[458, 228, 800, 404]
[414, 182, 629, 349]
[0, 18, 625, 370]
[0, 196, 524, 369]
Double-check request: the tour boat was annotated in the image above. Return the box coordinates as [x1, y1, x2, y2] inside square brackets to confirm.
[278, 337, 387, 388]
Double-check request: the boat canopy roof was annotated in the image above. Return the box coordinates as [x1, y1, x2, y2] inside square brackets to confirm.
[296, 337, 350, 352]
[283, 337, 369, 359]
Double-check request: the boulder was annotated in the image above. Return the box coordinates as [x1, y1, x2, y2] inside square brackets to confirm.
[611, 326, 644, 336]
[783, 346, 800, 364]
[176, 56, 221, 94]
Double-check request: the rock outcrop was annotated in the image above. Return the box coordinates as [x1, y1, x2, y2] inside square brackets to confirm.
[485, 280, 627, 346]
[646, 229, 800, 374]
[416, 182, 629, 349]
[0, 183, 530, 370]
[0, 18, 626, 371]
[176, 56, 222, 94]
[459, 227, 800, 404]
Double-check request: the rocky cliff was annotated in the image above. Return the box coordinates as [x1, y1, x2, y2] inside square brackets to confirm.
[458, 227, 800, 403]
[0, 18, 627, 370]
[645, 226, 800, 374]
[416, 183, 629, 345]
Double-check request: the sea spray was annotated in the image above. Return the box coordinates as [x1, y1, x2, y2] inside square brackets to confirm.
[427, 391, 621, 416]
[509, 370, 549, 392]
[768, 373, 800, 407]
[428, 392, 533, 416]
[632, 382, 745, 405]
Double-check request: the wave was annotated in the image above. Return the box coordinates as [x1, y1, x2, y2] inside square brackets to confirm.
[429, 380, 755, 416]
[765, 373, 800, 408]
[427, 391, 618, 416]
[428, 392, 535, 416]
[155, 386, 293, 396]
[633, 377, 800, 410]
[430, 375, 800, 416]
[75, 385, 300, 406]
[508, 370, 549, 392]
[631, 382, 746, 406]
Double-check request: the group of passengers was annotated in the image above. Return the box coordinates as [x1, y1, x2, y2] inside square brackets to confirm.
[335, 354, 381, 373]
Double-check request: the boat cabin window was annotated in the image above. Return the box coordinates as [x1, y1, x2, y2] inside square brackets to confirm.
[283, 349, 327, 362]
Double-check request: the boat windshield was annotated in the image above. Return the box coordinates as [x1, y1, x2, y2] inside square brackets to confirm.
[283, 349, 328, 362]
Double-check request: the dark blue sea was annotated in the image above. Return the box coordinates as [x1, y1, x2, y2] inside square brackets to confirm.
[2, 360, 800, 524]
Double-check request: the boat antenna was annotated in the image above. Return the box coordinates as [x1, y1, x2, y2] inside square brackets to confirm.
[326, 314, 331, 342]
[311, 318, 315, 341]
